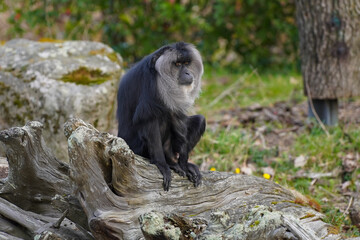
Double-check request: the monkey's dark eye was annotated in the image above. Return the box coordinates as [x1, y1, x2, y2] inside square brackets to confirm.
[184, 62, 190, 66]
[175, 62, 181, 67]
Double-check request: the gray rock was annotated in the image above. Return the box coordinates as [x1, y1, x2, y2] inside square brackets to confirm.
[0, 39, 123, 161]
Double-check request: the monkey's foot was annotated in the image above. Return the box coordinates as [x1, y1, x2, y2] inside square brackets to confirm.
[181, 162, 202, 187]
[168, 162, 186, 177]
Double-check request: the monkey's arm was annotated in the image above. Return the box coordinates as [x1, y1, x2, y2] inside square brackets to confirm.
[138, 120, 172, 191]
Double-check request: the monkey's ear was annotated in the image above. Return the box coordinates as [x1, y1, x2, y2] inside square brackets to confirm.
[150, 46, 172, 70]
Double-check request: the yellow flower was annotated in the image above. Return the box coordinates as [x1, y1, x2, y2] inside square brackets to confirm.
[263, 173, 271, 179]
[210, 167, 216, 171]
[235, 168, 241, 174]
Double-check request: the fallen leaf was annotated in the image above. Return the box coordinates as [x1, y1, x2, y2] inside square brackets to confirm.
[341, 181, 351, 192]
[248, 103, 262, 111]
[294, 155, 308, 168]
[241, 163, 256, 175]
[343, 153, 358, 173]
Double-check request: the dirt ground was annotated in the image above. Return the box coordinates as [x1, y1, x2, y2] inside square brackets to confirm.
[210, 99, 360, 153]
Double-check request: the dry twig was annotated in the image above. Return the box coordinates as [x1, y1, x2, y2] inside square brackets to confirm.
[304, 79, 330, 137]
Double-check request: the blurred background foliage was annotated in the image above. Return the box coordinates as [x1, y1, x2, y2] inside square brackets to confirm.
[0, 0, 298, 69]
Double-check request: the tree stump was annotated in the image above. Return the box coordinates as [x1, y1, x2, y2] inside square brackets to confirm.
[0, 119, 345, 239]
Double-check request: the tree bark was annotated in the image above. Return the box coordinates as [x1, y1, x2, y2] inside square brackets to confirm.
[296, 0, 360, 99]
[0, 119, 346, 239]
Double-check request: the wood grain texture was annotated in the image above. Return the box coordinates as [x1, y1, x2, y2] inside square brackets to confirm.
[64, 118, 341, 240]
[0, 119, 345, 239]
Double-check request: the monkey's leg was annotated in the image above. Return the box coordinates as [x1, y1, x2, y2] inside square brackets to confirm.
[139, 120, 172, 191]
[178, 115, 206, 187]
[163, 138, 186, 177]
[186, 115, 206, 151]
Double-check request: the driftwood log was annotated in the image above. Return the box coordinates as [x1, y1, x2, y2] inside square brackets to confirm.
[0, 119, 346, 239]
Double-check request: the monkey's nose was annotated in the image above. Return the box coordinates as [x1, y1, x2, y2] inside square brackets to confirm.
[179, 72, 193, 85]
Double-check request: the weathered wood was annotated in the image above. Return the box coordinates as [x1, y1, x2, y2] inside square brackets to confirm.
[0, 197, 93, 239]
[0, 119, 347, 239]
[0, 121, 89, 237]
[63, 118, 342, 240]
[296, 0, 360, 99]
[0, 231, 24, 240]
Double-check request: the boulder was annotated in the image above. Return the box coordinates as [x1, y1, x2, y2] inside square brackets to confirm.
[0, 39, 122, 161]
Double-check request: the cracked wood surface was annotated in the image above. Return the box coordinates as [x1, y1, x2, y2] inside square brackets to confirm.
[0, 119, 345, 239]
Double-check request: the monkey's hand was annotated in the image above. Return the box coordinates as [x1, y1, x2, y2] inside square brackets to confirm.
[162, 171, 171, 191]
[151, 161, 172, 191]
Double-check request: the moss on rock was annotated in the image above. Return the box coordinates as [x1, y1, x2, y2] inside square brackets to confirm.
[61, 67, 111, 85]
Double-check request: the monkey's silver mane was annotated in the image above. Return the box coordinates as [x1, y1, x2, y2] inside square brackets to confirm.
[155, 44, 203, 113]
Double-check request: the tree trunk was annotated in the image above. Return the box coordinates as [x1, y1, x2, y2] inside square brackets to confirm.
[296, 0, 360, 125]
[0, 119, 346, 239]
[296, 0, 360, 99]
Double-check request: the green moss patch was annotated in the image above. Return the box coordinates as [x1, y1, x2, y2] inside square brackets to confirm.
[89, 48, 121, 65]
[61, 67, 111, 85]
[299, 213, 316, 220]
[0, 82, 10, 94]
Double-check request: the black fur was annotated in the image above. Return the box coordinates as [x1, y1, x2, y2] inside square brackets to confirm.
[117, 42, 205, 191]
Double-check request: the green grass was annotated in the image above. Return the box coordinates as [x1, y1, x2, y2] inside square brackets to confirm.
[194, 68, 304, 172]
[292, 126, 360, 172]
[193, 68, 360, 237]
[193, 127, 252, 171]
[197, 67, 304, 114]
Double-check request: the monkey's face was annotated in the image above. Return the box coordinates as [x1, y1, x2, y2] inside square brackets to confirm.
[155, 43, 203, 113]
[177, 61, 194, 86]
